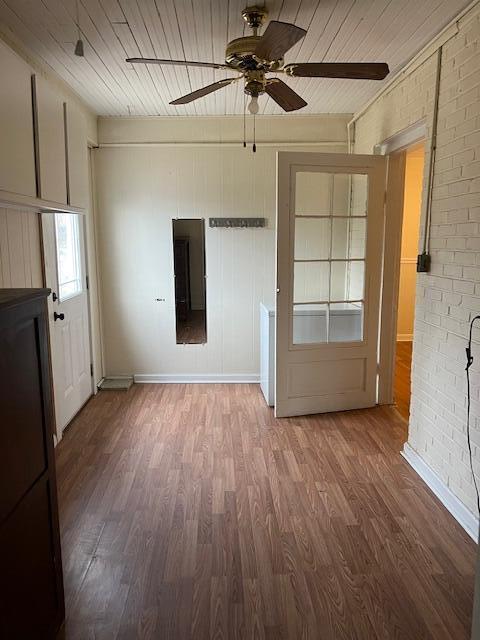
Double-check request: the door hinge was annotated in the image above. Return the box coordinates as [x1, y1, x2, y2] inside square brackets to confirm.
[86, 275, 90, 290]
[90, 363, 94, 377]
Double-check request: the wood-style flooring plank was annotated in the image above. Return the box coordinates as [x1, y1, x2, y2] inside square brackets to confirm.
[395, 341, 412, 421]
[56, 383, 476, 639]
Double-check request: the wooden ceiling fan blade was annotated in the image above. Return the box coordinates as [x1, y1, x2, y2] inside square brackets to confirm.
[255, 21, 306, 61]
[284, 62, 389, 80]
[126, 57, 231, 70]
[169, 78, 238, 105]
[265, 80, 307, 112]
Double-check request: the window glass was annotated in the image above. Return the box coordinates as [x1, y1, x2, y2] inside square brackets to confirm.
[293, 304, 327, 344]
[328, 303, 363, 342]
[294, 261, 330, 304]
[292, 170, 368, 344]
[55, 213, 82, 300]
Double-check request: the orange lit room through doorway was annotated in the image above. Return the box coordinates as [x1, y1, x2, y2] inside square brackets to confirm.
[394, 142, 425, 421]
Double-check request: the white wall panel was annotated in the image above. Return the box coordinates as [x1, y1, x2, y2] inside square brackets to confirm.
[0, 39, 36, 197]
[0, 207, 43, 288]
[36, 75, 67, 204]
[66, 101, 89, 209]
[95, 115, 349, 377]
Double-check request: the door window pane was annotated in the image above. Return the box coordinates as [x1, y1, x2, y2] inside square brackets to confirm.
[294, 261, 329, 303]
[348, 218, 367, 259]
[295, 171, 331, 215]
[347, 261, 365, 301]
[294, 218, 330, 260]
[332, 173, 368, 216]
[55, 213, 82, 300]
[331, 218, 366, 259]
[329, 303, 363, 342]
[293, 304, 327, 344]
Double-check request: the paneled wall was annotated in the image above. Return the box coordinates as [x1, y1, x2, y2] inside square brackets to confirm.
[0, 208, 42, 288]
[0, 37, 95, 209]
[354, 3, 480, 522]
[95, 115, 350, 379]
[0, 35, 102, 384]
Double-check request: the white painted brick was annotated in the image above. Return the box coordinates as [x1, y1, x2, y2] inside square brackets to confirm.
[453, 251, 477, 266]
[453, 279, 475, 294]
[466, 236, 480, 250]
[443, 264, 463, 277]
[354, 3, 480, 520]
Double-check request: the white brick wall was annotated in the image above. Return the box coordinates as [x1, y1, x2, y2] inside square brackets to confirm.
[354, 4, 480, 516]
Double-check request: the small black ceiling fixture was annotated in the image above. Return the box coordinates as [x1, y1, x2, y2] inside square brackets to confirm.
[74, 0, 84, 57]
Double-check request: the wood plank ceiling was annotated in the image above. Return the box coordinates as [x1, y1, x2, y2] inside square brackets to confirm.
[0, 0, 472, 116]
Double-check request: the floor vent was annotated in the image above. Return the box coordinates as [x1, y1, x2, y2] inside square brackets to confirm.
[98, 377, 133, 390]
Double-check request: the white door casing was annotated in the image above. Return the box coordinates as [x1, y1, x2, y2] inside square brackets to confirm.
[42, 212, 92, 437]
[275, 152, 387, 418]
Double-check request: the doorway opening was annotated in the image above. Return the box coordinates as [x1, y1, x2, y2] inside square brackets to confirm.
[393, 142, 425, 421]
[172, 218, 207, 344]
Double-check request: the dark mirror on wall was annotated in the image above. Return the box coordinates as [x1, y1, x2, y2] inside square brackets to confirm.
[173, 219, 207, 344]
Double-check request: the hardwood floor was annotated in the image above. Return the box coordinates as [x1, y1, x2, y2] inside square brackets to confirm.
[395, 341, 413, 422]
[56, 384, 476, 639]
[177, 310, 206, 344]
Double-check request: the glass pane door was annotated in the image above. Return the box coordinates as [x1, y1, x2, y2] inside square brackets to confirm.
[292, 171, 368, 344]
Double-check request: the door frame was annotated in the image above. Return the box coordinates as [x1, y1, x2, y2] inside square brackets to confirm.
[376, 121, 427, 405]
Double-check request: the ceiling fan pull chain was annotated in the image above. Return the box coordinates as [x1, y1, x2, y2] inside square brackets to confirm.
[243, 86, 247, 148]
[253, 113, 256, 153]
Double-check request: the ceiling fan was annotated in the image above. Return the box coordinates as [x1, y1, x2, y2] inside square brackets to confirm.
[126, 5, 389, 114]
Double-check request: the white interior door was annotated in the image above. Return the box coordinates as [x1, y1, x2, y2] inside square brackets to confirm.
[42, 212, 92, 437]
[275, 152, 387, 418]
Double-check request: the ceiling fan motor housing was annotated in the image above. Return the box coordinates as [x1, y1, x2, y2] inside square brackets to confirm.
[225, 36, 283, 71]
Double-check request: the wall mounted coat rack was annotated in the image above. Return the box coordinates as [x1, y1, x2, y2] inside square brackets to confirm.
[209, 217, 266, 228]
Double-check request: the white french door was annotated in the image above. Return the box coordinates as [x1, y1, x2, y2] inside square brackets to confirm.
[275, 152, 387, 418]
[42, 212, 92, 437]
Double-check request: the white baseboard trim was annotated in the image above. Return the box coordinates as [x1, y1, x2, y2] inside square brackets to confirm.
[397, 334, 413, 341]
[134, 373, 260, 384]
[402, 443, 479, 542]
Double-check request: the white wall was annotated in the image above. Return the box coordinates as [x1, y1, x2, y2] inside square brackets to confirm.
[0, 207, 42, 287]
[95, 115, 350, 379]
[354, 3, 480, 521]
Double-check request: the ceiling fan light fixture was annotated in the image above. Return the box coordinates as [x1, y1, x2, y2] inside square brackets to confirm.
[74, 38, 84, 57]
[248, 95, 259, 115]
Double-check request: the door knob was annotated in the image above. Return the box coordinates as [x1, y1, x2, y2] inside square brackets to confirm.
[54, 312, 65, 321]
